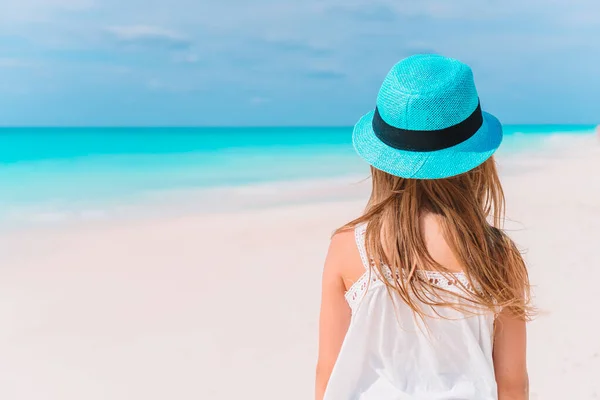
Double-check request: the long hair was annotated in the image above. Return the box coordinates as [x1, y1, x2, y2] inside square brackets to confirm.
[337, 157, 533, 320]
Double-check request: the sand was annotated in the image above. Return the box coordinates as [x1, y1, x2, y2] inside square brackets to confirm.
[1, 138, 600, 399]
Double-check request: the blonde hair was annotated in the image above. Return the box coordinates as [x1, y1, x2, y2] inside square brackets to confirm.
[337, 157, 533, 320]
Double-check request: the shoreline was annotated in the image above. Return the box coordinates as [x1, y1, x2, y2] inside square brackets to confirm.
[1, 133, 598, 234]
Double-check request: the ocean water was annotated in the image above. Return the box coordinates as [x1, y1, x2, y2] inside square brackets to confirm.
[0, 125, 596, 229]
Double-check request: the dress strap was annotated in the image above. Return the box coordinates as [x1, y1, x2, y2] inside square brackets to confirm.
[354, 223, 371, 271]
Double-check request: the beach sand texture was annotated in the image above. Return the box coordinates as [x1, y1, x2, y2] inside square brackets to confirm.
[1, 139, 600, 399]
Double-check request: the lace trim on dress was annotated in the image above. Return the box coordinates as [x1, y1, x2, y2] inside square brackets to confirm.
[344, 224, 479, 311]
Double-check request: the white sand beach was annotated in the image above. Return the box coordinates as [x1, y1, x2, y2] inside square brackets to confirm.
[1, 138, 600, 400]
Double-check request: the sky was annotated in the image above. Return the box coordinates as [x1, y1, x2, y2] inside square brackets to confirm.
[0, 0, 599, 126]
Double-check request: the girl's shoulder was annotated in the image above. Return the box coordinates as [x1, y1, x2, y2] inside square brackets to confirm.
[328, 227, 357, 267]
[328, 225, 367, 292]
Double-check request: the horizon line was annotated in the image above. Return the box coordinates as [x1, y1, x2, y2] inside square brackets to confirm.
[0, 123, 598, 129]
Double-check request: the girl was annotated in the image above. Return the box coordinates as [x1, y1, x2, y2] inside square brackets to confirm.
[316, 55, 533, 400]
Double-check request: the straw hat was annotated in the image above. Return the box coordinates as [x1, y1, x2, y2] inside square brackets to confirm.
[353, 54, 503, 179]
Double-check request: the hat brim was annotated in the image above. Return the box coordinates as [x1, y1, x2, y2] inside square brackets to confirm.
[352, 110, 503, 179]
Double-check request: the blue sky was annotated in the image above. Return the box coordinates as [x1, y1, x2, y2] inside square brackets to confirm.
[0, 0, 599, 126]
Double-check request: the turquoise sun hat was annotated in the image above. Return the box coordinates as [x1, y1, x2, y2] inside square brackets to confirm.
[353, 54, 503, 179]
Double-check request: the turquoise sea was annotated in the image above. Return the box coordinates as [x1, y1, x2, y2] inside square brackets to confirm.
[0, 125, 595, 229]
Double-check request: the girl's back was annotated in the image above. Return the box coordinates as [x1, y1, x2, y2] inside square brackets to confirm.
[323, 223, 496, 399]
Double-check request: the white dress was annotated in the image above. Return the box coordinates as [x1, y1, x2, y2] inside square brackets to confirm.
[323, 224, 497, 400]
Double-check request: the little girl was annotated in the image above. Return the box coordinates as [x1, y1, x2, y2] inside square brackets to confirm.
[316, 55, 533, 400]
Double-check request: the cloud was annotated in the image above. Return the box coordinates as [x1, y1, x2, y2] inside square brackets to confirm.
[326, 3, 398, 22]
[0, 58, 36, 68]
[256, 38, 332, 57]
[30, 0, 94, 10]
[0, 0, 95, 24]
[249, 96, 270, 106]
[105, 25, 191, 50]
[221, 36, 335, 74]
[324, 0, 579, 23]
[304, 69, 345, 80]
[145, 76, 205, 93]
[171, 52, 200, 64]
[559, 9, 600, 27]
